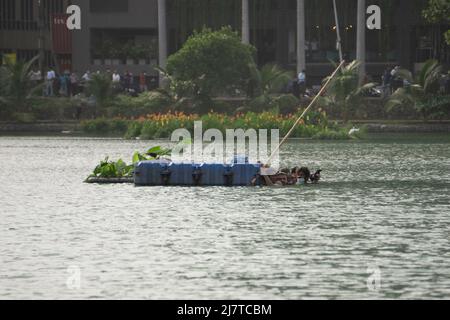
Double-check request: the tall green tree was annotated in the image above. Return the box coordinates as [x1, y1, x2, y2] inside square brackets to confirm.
[166, 26, 256, 109]
[87, 73, 113, 110]
[423, 0, 450, 45]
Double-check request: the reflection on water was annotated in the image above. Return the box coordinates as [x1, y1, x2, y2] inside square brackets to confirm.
[0, 134, 449, 299]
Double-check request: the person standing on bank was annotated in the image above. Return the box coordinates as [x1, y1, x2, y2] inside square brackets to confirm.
[69, 72, 79, 96]
[139, 72, 148, 93]
[298, 69, 306, 96]
[291, 75, 300, 98]
[45, 68, 56, 97]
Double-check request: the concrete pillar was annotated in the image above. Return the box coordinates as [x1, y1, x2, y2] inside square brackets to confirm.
[356, 0, 366, 83]
[275, 0, 289, 66]
[242, 0, 250, 44]
[158, 0, 168, 86]
[297, 0, 306, 74]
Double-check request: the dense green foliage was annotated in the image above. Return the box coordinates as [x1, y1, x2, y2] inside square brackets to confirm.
[423, 0, 450, 45]
[107, 91, 173, 117]
[89, 157, 134, 179]
[387, 59, 449, 119]
[81, 111, 357, 140]
[87, 72, 113, 109]
[246, 63, 299, 113]
[319, 61, 376, 122]
[0, 55, 42, 113]
[166, 27, 256, 109]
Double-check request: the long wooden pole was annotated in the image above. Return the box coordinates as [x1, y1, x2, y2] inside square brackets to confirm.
[267, 60, 345, 164]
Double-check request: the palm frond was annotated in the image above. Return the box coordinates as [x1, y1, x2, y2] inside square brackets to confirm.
[419, 59, 442, 92]
[394, 69, 414, 83]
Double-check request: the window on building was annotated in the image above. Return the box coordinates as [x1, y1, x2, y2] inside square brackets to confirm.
[42, 0, 68, 29]
[0, 0, 16, 30]
[20, 0, 33, 21]
[90, 0, 129, 13]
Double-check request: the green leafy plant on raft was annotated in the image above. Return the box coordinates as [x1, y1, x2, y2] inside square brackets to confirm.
[88, 157, 134, 179]
[86, 146, 172, 180]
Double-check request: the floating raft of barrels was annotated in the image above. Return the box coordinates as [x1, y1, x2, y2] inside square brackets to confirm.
[84, 161, 262, 186]
[134, 161, 261, 186]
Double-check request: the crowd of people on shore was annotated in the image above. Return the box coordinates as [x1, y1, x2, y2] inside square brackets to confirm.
[28, 68, 157, 98]
[287, 66, 450, 99]
[28, 65, 450, 101]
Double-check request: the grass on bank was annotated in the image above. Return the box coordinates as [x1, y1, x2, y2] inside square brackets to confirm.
[80, 111, 367, 140]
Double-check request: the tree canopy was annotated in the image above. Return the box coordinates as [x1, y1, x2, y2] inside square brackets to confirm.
[166, 26, 256, 102]
[423, 0, 450, 44]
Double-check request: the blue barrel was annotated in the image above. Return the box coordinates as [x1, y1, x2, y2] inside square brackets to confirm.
[198, 163, 227, 186]
[231, 163, 261, 186]
[168, 163, 197, 186]
[135, 162, 262, 186]
[134, 161, 170, 186]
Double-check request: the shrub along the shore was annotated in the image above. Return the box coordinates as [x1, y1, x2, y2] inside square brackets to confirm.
[81, 110, 365, 140]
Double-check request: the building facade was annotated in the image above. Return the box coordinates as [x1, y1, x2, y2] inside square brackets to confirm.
[1, 0, 449, 84]
[0, 0, 71, 67]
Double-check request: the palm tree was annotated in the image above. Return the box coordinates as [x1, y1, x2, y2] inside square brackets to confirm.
[87, 72, 113, 110]
[320, 60, 376, 122]
[0, 55, 42, 111]
[247, 63, 298, 112]
[387, 59, 445, 118]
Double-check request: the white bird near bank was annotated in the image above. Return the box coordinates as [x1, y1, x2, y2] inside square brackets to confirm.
[348, 127, 360, 135]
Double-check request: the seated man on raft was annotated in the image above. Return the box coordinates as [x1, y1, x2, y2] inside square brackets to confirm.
[257, 165, 316, 186]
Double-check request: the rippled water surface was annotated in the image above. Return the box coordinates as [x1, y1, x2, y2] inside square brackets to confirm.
[1, 134, 450, 299]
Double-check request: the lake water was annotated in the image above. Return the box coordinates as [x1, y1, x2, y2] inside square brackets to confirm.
[0, 134, 449, 299]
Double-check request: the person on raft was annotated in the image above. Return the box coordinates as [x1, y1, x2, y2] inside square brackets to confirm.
[258, 165, 318, 186]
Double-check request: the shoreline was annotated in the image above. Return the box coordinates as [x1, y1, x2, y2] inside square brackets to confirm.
[1, 120, 450, 135]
